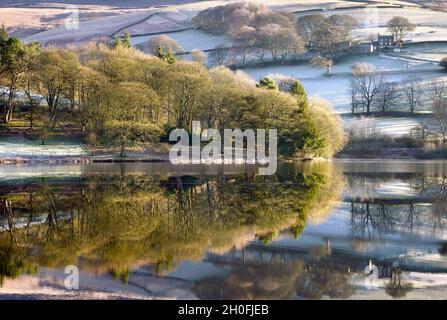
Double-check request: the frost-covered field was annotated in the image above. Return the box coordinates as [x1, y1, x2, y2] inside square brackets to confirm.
[18, 1, 447, 46]
[23, 10, 157, 45]
[0, 137, 86, 158]
[299, 7, 447, 27]
[404, 43, 447, 62]
[243, 51, 447, 136]
[306, 7, 447, 45]
[353, 26, 447, 44]
[128, 6, 447, 52]
[243, 53, 444, 111]
[131, 29, 231, 51]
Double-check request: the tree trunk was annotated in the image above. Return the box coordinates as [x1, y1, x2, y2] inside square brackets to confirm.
[120, 143, 126, 157]
[4, 106, 12, 123]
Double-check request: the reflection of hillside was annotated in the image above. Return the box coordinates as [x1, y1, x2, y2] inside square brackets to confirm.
[343, 173, 447, 240]
[193, 245, 354, 300]
[344, 173, 447, 200]
[0, 165, 343, 284]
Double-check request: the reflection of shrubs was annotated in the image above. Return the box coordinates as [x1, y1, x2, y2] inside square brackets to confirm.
[385, 281, 413, 298]
[308, 245, 328, 260]
[258, 231, 278, 244]
[110, 268, 131, 284]
[193, 261, 304, 299]
[193, 256, 354, 300]
[295, 258, 354, 299]
[291, 214, 307, 239]
[155, 256, 174, 274]
[441, 57, 447, 71]
[0, 244, 38, 286]
[385, 268, 413, 299]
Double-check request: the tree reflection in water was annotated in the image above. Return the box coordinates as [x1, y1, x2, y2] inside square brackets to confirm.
[0, 163, 343, 286]
[385, 267, 413, 299]
[193, 245, 354, 300]
[3, 163, 446, 299]
[348, 174, 447, 240]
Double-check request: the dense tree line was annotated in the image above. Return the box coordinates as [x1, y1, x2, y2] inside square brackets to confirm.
[191, 2, 358, 66]
[0, 26, 345, 159]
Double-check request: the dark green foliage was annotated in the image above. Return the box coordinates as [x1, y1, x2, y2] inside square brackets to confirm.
[154, 46, 176, 64]
[111, 32, 132, 49]
[441, 57, 447, 71]
[122, 31, 132, 49]
[258, 231, 278, 244]
[289, 80, 308, 107]
[110, 35, 122, 49]
[278, 108, 327, 158]
[256, 77, 278, 90]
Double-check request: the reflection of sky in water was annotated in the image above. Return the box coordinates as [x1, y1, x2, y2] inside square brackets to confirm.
[2, 162, 447, 299]
[260, 202, 447, 269]
[346, 180, 421, 198]
[374, 181, 420, 197]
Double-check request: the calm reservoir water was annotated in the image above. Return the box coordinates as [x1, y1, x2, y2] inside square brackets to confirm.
[1, 160, 447, 299]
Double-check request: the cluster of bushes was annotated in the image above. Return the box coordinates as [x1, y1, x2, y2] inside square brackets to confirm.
[345, 117, 423, 153]
[0, 27, 345, 159]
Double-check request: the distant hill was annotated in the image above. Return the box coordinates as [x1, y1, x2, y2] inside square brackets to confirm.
[0, 0, 201, 8]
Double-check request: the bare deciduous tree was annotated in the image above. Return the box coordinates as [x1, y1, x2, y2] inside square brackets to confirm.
[229, 25, 257, 65]
[350, 63, 383, 114]
[403, 79, 423, 113]
[209, 44, 230, 66]
[190, 49, 208, 64]
[257, 24, 305, 63]
[386, 16, 416, 44]
[296, 14, 326, 47]
[375, 82, 400, 113]
[430, 81, 447, 144]
[325, 14, 358, 32]
[313, 24, 350, 58]
[311, 56, 333, 76]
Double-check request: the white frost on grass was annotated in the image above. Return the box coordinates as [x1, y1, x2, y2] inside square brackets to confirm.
[23, 10, 157, 45]
[243, 51, 447, 136]
[403, 43, 447, 62]
[353, 26, 447, 44]
[131, 29, 232, 52]
[301, 7, 447, 28]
